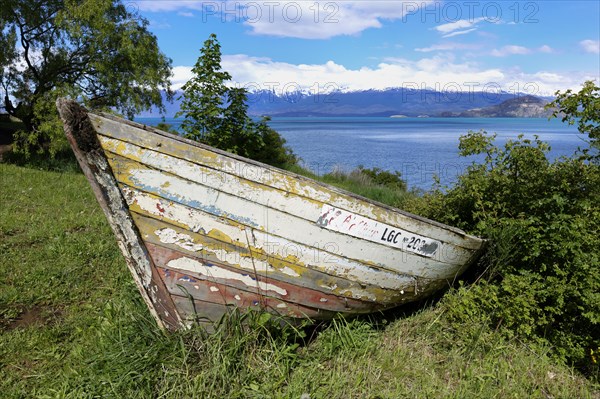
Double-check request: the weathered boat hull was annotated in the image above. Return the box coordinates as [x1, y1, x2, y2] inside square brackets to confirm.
[57, 99, 485, 331]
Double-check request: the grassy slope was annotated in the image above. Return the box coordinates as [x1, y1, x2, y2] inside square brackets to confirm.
[0, 163, 598, 398]
[285, 164, 415, 210]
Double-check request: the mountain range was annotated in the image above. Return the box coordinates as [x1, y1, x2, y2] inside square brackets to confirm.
[139, 89, 553, 118]
[444, 95, 554, 118]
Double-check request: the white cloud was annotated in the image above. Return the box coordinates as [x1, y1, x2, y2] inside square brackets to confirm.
[243, 0, 438, 39]
[415, 43, 480, 52]
[490, 45, 557, 57]
[435, 18, 481, 34]
[532, 72, 563, 83]
[148, 20, 171, 29]
[434, 17, 486, 38]
[580, 39, 600, 54]
[442, 28, 477, 38]
[490, 45, 531, 57]
[171, 54, 589, 95]
[135, 1, 434, 39]
[171, 66, 195, 88]
[178, 11, 195, 17]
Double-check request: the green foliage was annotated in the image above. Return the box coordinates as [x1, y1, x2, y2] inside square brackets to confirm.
[356, 165, 407, 191]
[248, 116, 298, 168]
[154, 121, 179, 134]
[210, 87, 264, 157]
[319, 165, 411, 208]
[0, 19, 17, 83]
[12, 85, 75, 157]
[177, 33, 231, 139]
[413, 129, 600, 375]
[177, 34, 296, 168]
[548, 80, 600, 159]
[1, 0, 172, 155]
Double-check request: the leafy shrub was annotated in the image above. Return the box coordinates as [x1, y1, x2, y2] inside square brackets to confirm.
[414, 130, 600, 376]
[356, 165, 407, 191]
[12, 87, 73, 157]
[548, 80, 600, 159]
[246, 116, 297, 168]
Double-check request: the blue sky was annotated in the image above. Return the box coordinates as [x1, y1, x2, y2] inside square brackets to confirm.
[135, 1, 600, 95]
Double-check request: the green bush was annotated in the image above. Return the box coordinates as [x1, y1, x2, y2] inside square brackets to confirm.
[548, 80, 600, 159]
[246, 116, 297, 168]
[413, 130, 600, 376]
[356, 165, 407, 191]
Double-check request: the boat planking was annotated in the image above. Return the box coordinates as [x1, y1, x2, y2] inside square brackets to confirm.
[56, 99, 485, 331]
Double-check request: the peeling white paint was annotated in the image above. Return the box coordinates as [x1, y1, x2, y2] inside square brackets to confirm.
[101, 136, 321, 216]
[210, 286, 219, 292]
[155, 226, 281, 274]
[167, 256, 288, 296]
[234, 295, 241, 301]
[130, 168, 262, 228]
[211, 248, 276, 274]
[319, 298, 328, 303]
[123, 188, 423, 283]
[342, 288, 377, 301]
[155, 228, 203, 252]
[280, 266, 300, 277]
[276, 303, 287, 308]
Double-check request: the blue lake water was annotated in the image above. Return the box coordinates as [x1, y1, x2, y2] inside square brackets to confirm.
[135, 116, 583, 191]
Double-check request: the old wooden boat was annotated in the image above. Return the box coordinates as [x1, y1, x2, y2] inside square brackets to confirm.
[57, 99, 485, 331]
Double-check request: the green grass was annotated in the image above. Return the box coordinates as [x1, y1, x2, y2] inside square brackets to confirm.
[1, 162, 599, 398]
[286, 163, 416, 209]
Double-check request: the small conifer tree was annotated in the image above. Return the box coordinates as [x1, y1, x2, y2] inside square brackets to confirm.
[177, 34, 296, 168]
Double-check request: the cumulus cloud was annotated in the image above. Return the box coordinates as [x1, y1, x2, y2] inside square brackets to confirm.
[170, 54, 589, 95]
[243, 0, 440, 39]
[580, 39, 600, 54]
[135, 1, 434, 39]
